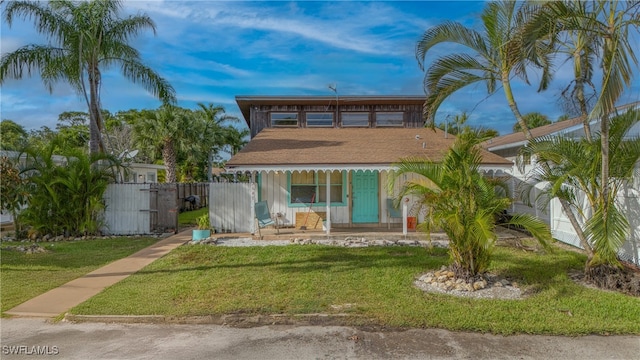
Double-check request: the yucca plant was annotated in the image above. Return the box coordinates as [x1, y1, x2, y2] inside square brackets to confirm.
[389, 129, 552, 279]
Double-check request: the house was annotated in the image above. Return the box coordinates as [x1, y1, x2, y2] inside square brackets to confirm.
[482, 101, 640, 265]
[225, 96, 513, 233]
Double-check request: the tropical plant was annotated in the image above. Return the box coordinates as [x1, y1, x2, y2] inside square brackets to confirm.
[436, 112, 499, 138]
[513, 112, 552, 133]
[521, 110, 640, 276]
[0, 0, 176, 156]
[0, 156, 29, 236]
[131, 106, 194, 183]
[196, 214, 211, 231]
[524, 0, 640, 270]
[19, 139, 121, 237]
[0, 120, 28, 151]
[416, 0, 554, 138]
[389, 130, 551, 278]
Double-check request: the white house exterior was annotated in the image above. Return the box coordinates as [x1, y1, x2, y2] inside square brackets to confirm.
[483, 102, 640, 265]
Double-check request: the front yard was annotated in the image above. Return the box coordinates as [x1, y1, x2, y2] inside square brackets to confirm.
[0, 237, 159, 313]
[69, 243, 640, 335]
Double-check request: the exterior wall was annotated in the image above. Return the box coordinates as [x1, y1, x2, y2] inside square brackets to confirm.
[250, 104, 424, 137]
[256, 170, 424, 227]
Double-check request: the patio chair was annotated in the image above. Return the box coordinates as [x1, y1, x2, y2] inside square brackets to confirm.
[254, 201, 279, 237]
[386, 198, 403, 229]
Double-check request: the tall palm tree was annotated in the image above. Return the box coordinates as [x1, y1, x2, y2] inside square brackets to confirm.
[389, 130, 551, 278]
[0, 0, 176, 155]
[526, 0, 640, 267]
[416, 0, 591, 253]
[194, 103, 240, 181]
[131, 106, 194, 183]
[416, 0, 554, 138]
[521, 109, 640, 275]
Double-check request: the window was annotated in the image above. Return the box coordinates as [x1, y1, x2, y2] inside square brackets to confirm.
[306, 112, 333, 127]
[146, 172, 156, 183]
[289, 171, 345, 205]
[341, 112, 369, 127]
[271, 112, 298, 127]
[376, 112, 403, 127]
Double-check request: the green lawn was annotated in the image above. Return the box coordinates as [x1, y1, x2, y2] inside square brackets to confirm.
[1, 237, 159, 313]
[70, 243, 640, 335]
[178, 207, 208, 227]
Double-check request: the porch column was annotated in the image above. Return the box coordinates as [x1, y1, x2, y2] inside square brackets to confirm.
[325, 171, 331, 234]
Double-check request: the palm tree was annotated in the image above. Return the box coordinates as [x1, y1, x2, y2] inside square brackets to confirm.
[0, 0, 176, 155]
[416, 0, 554, 139]
[416, 0, 591, 254]
[521, 109, 640, 276]
[512, 112, 552, 133]
[131, 106, 194, 183]
[389, 129, 551, 279]
[526, 0, 640, 268]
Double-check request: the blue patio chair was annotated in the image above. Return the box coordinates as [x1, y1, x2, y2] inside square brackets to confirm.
[386, 198, 403, 229]
[255, 201, 279, 237]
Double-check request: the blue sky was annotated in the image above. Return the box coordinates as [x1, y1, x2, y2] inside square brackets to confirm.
[1, 0, 639, 135]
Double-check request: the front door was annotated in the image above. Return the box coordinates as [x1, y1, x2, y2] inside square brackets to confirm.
[351, 171, 379, 223]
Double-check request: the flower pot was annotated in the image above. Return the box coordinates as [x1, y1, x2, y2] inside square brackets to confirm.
[192, 229, 211, 242]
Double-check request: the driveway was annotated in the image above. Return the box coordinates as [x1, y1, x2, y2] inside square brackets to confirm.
[2, 318, 639, 359]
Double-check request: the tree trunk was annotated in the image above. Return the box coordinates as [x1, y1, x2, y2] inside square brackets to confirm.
[162, 139, 177, 183]
[88, 66, 104, 155]
[502, 74, 594, 257]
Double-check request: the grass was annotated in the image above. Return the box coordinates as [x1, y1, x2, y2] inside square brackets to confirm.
[0, 237, 159, 313]
[178, 207, 208, 227]
[70, 243, 640, 335]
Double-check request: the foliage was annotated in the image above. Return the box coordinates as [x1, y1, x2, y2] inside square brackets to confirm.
[1, 237, 159, 313]
[0, 120, 28, 150]
[0, 0, 176, 155]
[436, 112, 499, 138]
[70, 244, 640, 335]
[416, 1, 553, 135]
[0, 156, 29, 236]
[512, 112, 552, 133]
[195, 214, 211, 231]
[521, 110, 640, 268]
[18, 140, 121, 237]
[389, 129, 551, 277]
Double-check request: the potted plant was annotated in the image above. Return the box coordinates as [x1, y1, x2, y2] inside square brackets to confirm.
[192, 214, 212, 241]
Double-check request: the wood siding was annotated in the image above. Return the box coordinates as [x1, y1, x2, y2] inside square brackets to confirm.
[250, 104, 424, 137]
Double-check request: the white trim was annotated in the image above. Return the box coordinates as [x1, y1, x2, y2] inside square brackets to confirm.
[226, 164, 512, 174]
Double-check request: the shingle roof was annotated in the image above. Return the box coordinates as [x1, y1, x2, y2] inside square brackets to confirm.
[483, 101, 640, 151]
[226, 128, 512, 170]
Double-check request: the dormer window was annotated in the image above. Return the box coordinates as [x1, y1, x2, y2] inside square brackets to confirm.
[271, 113, 298, 127]
[341, 112, 369, 127]
[376, 112, 403, 127]
[306, 112, 333, 127]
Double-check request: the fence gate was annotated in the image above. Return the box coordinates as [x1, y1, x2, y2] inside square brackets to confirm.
[149, 183, 179, 233]
[210, 183, 254, 233]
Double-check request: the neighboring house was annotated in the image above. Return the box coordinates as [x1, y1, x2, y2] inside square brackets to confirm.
[482, 101, 640, 265]
[119, 163, 165, 183]
[225, 96, 513, 232]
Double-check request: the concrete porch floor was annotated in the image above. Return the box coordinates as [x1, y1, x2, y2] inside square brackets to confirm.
[211, 225, 433, 242]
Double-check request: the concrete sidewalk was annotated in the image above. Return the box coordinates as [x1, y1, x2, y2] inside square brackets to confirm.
[5, 229, 193, 318]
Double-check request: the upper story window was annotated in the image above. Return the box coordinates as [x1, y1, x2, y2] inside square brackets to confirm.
[306, 112, 333, 127]
[341, 112, 369, 127]
[376, 112, 403, 127]
[271, 112, 298, 127]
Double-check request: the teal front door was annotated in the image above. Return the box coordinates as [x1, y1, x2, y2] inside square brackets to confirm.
[351, 171, 379, 223]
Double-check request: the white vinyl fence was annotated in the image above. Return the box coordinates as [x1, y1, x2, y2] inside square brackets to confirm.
[209, 182, 255, 233]
[549, 183, 640, 266]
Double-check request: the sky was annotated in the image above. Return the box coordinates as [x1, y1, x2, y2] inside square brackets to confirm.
[1, 0, 639, 136]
